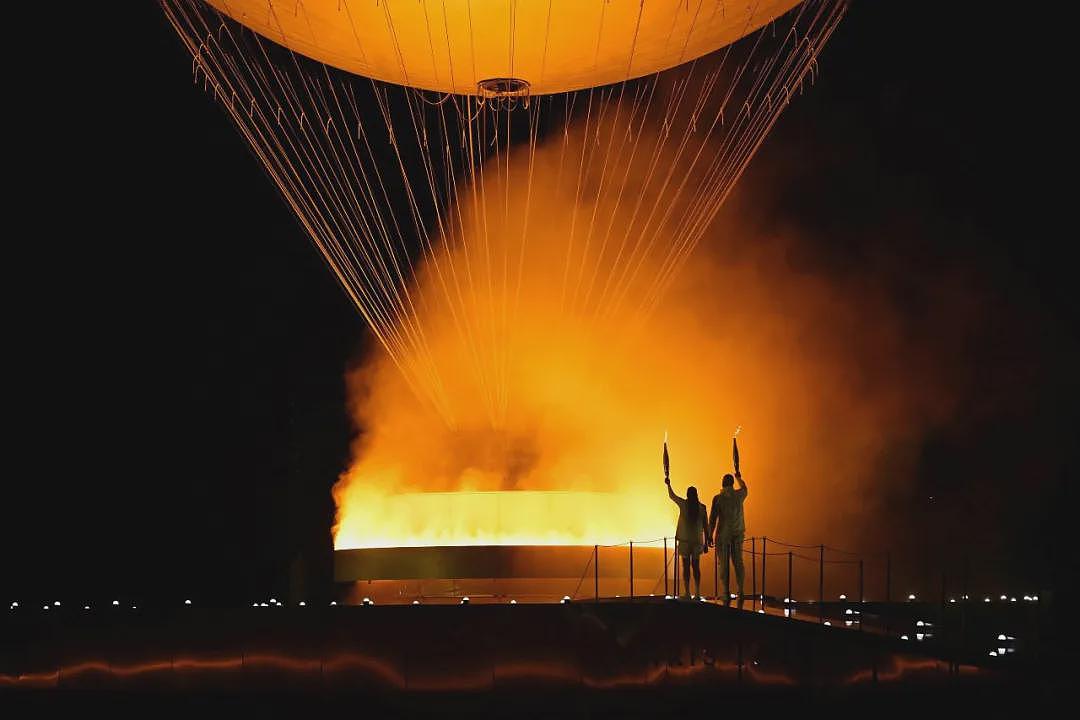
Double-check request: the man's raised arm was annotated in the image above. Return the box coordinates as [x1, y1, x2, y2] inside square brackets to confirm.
[736, 471, 748, 497]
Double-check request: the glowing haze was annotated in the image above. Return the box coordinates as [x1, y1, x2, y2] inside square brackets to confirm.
[333, 113, 952, 551]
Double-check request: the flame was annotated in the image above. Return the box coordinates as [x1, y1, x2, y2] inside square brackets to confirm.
[336, 490, 667, 548]
[332, 103, 953, 552]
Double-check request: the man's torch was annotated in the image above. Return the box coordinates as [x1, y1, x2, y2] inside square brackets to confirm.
[663, 431, 670, 484]
[733, 425, 742, 475]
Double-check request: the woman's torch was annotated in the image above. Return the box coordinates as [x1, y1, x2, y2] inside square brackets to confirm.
[663, 431, 670, 484]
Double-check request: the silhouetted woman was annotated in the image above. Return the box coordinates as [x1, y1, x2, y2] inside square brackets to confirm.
[666, 477, 709, 599]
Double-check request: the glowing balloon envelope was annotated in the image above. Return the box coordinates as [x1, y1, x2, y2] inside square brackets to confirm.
[206, 0, 803, 94]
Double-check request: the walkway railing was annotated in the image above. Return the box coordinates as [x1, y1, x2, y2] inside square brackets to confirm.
[552, 533, 1037, 651]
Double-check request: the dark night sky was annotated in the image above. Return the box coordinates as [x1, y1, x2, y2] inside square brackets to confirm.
[3, 2, 1075, 605]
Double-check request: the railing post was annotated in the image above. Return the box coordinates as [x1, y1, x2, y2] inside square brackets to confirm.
[885, 552, 891, 603]
[751, 537, 757, 611]
[962, 556, 969, 601]
[961, 556, 969, 649]
[885, 551, 892, 635]
[674, 539, 679, 596]
[858, 559, 864, 631]
[629, 541, 634, 600]
[664, 538, 669, 597]
[761, 537, 768, 613]
[594, 544, 599, 603]
[819, 544, 825, 625]
[940, 570, 947, 629]
[787, 551, 793, 618]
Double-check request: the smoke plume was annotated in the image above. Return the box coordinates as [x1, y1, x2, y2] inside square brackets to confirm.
[332, 99, 957, 552]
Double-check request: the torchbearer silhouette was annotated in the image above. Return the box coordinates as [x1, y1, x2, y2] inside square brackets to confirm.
[664, 433, 708, 599]
[710, 427, 749, 608]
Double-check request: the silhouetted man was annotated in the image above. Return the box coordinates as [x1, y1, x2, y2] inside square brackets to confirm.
[709, 471, 748, 608]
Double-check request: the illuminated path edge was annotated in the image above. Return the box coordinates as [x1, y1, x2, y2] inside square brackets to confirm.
[333, 545, 664, 581]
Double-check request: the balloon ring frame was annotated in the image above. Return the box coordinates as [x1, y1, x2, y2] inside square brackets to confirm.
[477, 77, 531, 109]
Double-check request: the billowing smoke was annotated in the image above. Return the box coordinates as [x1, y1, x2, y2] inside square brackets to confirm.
[332, 98, 956, 552]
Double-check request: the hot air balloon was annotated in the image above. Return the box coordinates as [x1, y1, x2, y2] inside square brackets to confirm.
[161, 0, 847, 556]
[161, 0, 846, 424]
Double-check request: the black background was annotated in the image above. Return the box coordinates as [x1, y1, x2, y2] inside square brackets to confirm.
[3, 2, 1074, 607]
